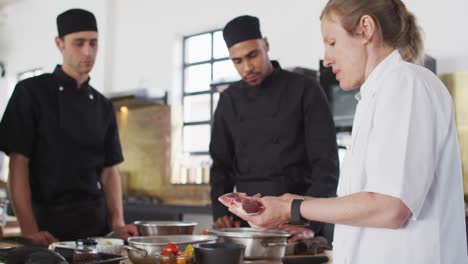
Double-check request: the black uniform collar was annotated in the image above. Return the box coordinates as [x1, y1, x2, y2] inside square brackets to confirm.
[261, 60, 281, 87]
[242, 60, 281, 89]
[53, 65, 91, 92]
[242, 61, 281, 101]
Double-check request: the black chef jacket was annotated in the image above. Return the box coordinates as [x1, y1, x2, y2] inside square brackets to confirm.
[210, 61, 339, 233]
[0, 65, 124, 240]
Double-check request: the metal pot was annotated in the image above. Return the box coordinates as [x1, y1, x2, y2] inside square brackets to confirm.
[126, 235, 217, 264]
[48, 238, 125, 255]
[133, 221, 198, 236]
[209, 228, 290, 259]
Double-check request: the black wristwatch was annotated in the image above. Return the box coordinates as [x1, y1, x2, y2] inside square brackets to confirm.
[290, 198, 308, 226]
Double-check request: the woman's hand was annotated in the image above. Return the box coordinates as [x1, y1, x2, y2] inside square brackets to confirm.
[228, 196, 291, 230]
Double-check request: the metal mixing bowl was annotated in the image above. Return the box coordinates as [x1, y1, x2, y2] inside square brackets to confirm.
[134, 221, 198, 236]
[127, 235, 217, 264]
[209, 228, 290, 259]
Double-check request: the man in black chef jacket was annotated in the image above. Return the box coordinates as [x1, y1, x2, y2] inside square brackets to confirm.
[210, 15, 339, 242]
[0, 9, 137, 245]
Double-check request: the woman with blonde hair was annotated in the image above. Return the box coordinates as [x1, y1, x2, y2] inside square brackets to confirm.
[221, 0, 468, 263]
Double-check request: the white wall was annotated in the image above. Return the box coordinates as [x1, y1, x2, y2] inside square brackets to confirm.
[102, 0, 468, 99]
[1, 0, 468, 115]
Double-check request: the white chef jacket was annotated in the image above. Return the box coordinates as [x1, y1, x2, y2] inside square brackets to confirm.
[333, 50, 468, 264]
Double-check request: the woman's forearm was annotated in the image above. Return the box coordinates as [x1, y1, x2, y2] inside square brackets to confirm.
[300, 192, 411, 229]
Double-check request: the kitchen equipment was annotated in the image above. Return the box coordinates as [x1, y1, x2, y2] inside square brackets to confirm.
[194, 243, 245, 264]
[134, 221, 197, 236]
[127, 235, 217, 264]
[3, 246, 67, 264]
[209, 228, 289, 259]
[0, 199, 9, 226]
[53, 247, 128, 264]
[73, 239, 98, 263]
[0, 238, 24, 249]
[49, 238, 124, 255]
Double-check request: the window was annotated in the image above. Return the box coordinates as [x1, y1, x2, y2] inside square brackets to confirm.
[176, 30, 238, 184]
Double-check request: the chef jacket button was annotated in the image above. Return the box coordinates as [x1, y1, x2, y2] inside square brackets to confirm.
[58, 86, 64, 91]
[89, 94, 94, 100]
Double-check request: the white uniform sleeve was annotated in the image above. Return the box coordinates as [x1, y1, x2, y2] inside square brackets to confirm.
[363, 70, 437, 220]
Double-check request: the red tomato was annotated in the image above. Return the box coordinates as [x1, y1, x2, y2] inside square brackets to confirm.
[161, 242, 179, 256]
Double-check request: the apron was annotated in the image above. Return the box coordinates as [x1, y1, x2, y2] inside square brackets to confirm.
[34, 197, 110, 241]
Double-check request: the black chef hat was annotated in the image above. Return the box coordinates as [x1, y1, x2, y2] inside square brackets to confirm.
[223, 15, 262, 48]
[57, 8, 97, 37]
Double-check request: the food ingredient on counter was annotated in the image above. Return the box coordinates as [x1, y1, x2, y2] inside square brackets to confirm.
[159, 242, 194, 264]
[161, 242, 179, 256]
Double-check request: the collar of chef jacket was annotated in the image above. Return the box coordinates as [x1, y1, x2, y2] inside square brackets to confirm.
[241, 60, 281, 88]
[53, 64, 92, 93]
[241, 60, 282, 100]
[356, 50, 401, 101]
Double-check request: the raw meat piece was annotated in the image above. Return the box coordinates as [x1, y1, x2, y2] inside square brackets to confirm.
[218, 192, 264, 215]
[293, 236, 331, 255]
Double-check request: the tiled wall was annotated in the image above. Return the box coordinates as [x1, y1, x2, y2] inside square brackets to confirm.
[116, 105, 171, 198]
[115, 104, 211, 205]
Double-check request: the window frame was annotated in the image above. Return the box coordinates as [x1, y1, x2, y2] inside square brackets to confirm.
[181, 29, 231, 156]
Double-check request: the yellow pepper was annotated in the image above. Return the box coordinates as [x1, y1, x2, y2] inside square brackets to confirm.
[184, 245, 194, 257]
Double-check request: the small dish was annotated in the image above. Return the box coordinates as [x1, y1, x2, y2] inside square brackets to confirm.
[194, 243, 245, 264]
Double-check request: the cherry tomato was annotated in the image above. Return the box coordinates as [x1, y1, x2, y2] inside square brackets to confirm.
[161, 242, 179, 256]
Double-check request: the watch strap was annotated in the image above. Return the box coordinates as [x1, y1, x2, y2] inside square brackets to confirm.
[290, 198, 308, 226]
